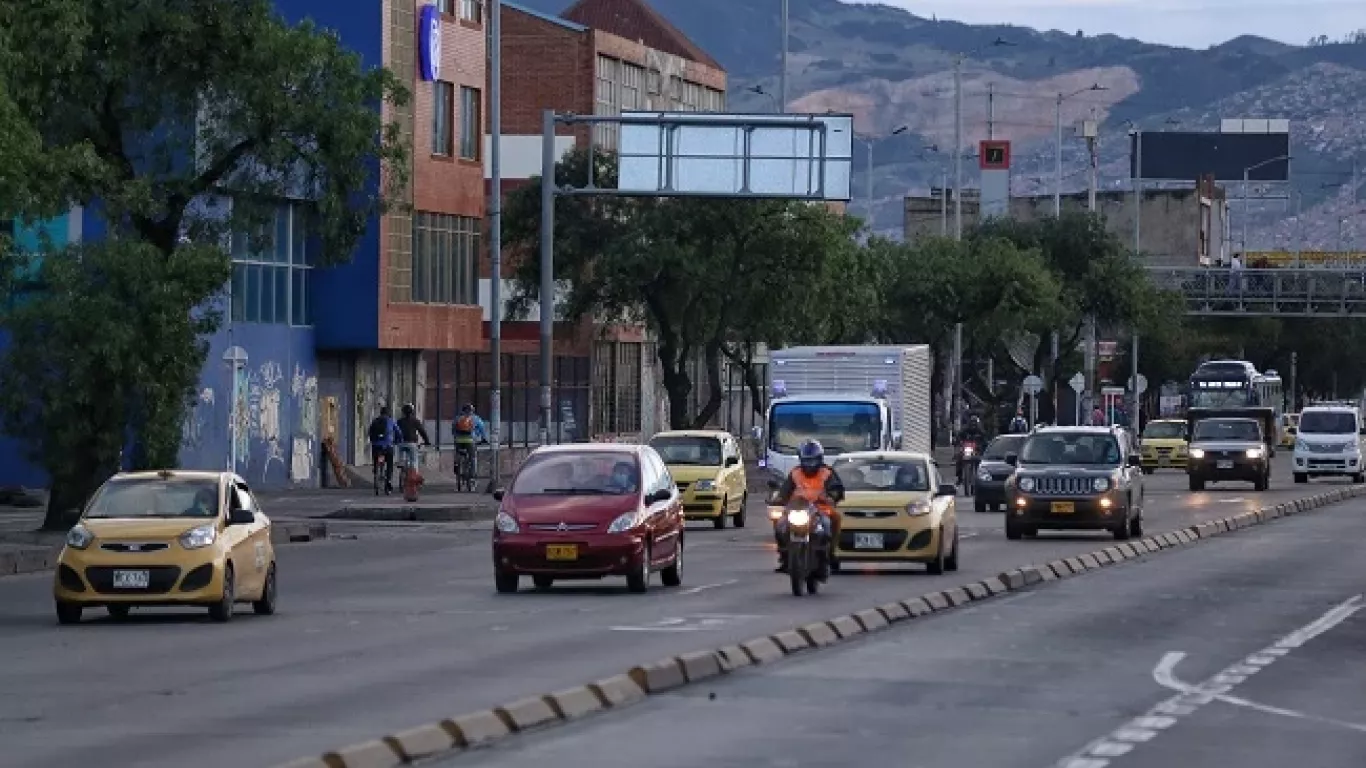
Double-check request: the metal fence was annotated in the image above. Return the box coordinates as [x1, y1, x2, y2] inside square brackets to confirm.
[1148, 267, 1366, 316]
[423, 352, 592, 449]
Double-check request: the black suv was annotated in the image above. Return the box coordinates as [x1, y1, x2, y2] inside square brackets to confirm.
[1003, 426, 1145, 541]
[973, 434, 1027, 512]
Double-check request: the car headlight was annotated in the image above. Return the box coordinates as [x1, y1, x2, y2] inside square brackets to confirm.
[1295, 439, 1307, 451]
[1189, 448, 1206, 458]
[693, 479, 716, 491]
[906, 501, 931, 517]
[788, 508, 811, 527]
[1017, 477, 1036, 492]
[1092, 477, 1111, 492]
[178, 524, 217, 550]
[768, 506, 783, 520]
[494, 511, 519, 533]
[977, 469, 992, 482]
[1245, 447, 1264, 459]
[608, 510, 647, 533]
[65, 524, 93, 550]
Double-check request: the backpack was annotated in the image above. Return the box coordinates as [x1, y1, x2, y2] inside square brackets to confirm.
[368, 417, 389, 442]
[455, 414, 474, 434]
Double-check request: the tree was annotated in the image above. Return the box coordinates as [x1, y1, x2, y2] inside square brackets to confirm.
[502, 149, 863, 429]
[0, 0, 409, 527]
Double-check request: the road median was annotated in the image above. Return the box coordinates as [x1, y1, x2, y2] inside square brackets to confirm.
[272, 483, 1366, 768]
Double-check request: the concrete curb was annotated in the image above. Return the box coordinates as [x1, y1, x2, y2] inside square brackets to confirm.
[273, 483, 1366, 767]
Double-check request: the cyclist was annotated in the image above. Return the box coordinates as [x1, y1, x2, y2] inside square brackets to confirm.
[453, 403, 489, 486]
[367, 406, 402, 494]
[396, 403, 432, 480]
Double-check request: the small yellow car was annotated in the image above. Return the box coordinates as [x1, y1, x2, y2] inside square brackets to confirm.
[1140, 419, 1189, 474]
[647, 430, 748, 528]
[53, 470, 277, 624]
[1280, 413, 1299, 448]
[828, 451, 959, 574]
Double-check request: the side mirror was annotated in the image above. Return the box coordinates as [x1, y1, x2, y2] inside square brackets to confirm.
[647, 488, 672, 504]
[936, 483, 957, 498]
[228, 508, 254, 526]
[492, 489, 504, 501]
[724, 455, 740, 467]
[1004, 453, 1018, 466]
[766, 479, 779, 490]
[1127, 454, 1141, 467]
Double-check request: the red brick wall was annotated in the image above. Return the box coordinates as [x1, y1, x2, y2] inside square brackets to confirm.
[499, 8, 594, 138]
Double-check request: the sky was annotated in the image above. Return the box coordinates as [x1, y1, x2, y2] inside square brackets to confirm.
[874, 0, 1366, 49]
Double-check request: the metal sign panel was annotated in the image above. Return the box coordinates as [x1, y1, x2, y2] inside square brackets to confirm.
[1130, 130, 1290, 182]
[616, 111, 853, 201]
[979, 140, 1010, 170]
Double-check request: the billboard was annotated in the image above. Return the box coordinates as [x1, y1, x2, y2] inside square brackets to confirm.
[1130, 122, 1290, 182]
[616, 111, 853, 201]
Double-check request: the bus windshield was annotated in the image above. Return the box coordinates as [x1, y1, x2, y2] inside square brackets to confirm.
[1189, 386, 1252, 409]
[768, 401, 881, 455]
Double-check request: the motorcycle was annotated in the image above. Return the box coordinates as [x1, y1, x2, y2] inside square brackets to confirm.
[956, 440, 980, 496]
[777, 499, 830, 596]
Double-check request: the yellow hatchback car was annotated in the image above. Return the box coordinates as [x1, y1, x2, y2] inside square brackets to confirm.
[647, 430, 748, 528]
[1280, 413, 1299, 448]
[828, 451, 959, 574]
[1140, 419, 1189, 474]
[54, 470, 278, 625]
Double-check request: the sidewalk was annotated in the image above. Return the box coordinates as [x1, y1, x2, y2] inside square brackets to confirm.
[254, 488, 500, 523]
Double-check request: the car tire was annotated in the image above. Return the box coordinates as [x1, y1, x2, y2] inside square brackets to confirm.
[713, 505, 727, 530]
[494, 569, 520, 594]
[1294, 472, 1308, 484]
[1354, 473, 1365, 484]
[1189, 475, 1206, 492]
[926, 529, 947, 575]
[55, 601, 82, 625]
[208, 564, 235, 623]
[107, 605, 130, 620]
[253, 564, 278, 615]
[974, 497, 987, 513]
[1113, 514, 1132, 541]
[1005, 520, 1023, 540]
[945, 528, 960, 572]
[1253, 473, 1267, 492]
[733, 493, 747, 528]
[661, 539, 683, 587]
[532, 575, 554, 591]
[626, 548, 651, 593]
[1142, 467, 1154, 475]
[1129, 514, 1144, 538]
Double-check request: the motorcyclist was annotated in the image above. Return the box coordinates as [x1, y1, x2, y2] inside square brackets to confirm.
[1008, 409, 1029, 434]
[770, 439, 845, 573]
[956, 415, 986, 482]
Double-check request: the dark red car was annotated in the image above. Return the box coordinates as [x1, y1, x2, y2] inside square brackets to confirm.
[491, 444, 685, 594]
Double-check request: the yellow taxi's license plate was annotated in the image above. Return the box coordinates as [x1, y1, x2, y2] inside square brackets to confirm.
[545, 544, 579, 561]
[1051, 501, 1075, 514]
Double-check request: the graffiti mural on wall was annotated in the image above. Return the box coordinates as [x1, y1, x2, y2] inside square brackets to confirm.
[182, 388, 216, 449]
[250, 361, 286, 482]
[232, 363, 251, 466]
[291, 365, 318, 481]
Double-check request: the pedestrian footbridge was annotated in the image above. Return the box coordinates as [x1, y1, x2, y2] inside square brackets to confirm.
[1146, 267, 1366, 317]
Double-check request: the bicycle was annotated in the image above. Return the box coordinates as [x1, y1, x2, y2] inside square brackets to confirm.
[455, 444, 477, 493]
[372, 451, 390, 496]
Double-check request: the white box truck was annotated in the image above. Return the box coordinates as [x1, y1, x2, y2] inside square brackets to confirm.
[756, 345, 934, 481]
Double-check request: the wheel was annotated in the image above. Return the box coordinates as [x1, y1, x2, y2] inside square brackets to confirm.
[532, 575, 554, 590]
[1294, 472, 1308, 484]
[789, 548, 807, 596]
[107, 604, 130, 620]
[374, 465, 381, 496]
[626, 548, 651, 593]
[713, 505, 727, 530]
[1253, 473, 1267, 492]
[1113, 514, 1132, 541]
[660, 539, 683, 587]
[733, 493, 747, 528]
[1188, 475, 1205, 492]
[1354, 473, 1365, 484]
[1005, 520, 1023, 541]
[55, 602, 82, 625]
[253, 563, 278, 615]
[495, 569, 520, 594]
[1129, 514, 1144, 538]
[1142, 467, 1155, 475]
[926, 529, 947, 574]
[1023, 526, 1039, 538]
[974, 497, 988, 513]
[208, 564, 235, 623]
[945, 528, 960, 572]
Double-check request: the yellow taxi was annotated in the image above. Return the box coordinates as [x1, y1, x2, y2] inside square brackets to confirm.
[827, 451, 959, 574]
[1280, 412, 1299, 448]
[53, 470, 277, 625]
[1139, 419, 1189, 474]
[647, 430, 748, 528]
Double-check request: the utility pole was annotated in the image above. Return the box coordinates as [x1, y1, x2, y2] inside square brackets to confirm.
[538, 109, 555, 447]
[940, 171, 947, 235]
[1085, 131, 1099, 416]
[953, 54, 963, 239]
[488, 0, 503, 489]
[1053, 93, 1063, 215]
[987, 82, 994, 139]
[779, 0, 788, 113]
[1133, 129, 1142, 256]
[1290, 351, 1298, 410]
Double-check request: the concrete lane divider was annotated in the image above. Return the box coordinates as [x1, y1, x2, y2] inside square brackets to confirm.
[273, 483, 1366, 768]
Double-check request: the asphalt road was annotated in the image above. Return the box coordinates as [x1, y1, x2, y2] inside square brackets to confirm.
[436, 488, 1366, 768]
[0, 458, 1353, 768]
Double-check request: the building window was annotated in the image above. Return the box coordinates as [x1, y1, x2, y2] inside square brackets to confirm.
[459, 86, 481, 160]
[411, 212, 479, 305]
[620, 62, 643, 111]
[437, 0, 454, 14]
[594, 55, 620, 150]
[432, 80, 454, 156]
[459, 0, 481, 23]
[230, 202, 316, 326]
[703, 87, 725, 112]
[681, 81, 700, 112]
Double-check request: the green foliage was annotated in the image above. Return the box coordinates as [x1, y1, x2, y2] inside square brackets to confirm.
[0, 241, 229, 527]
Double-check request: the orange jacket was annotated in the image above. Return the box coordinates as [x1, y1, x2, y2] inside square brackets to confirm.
[776, 466, 844, 518]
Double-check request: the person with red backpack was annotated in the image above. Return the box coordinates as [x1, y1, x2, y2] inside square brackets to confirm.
[453, 403, 488, 490]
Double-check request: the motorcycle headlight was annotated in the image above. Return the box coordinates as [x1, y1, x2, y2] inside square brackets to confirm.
[1092, 477, 1111, 492]
[787, 508, 811, 527]
[1245, 447, 1264, 459]
[906, 501, 931, 517]
[494, 511, 519, 533]
[178, 524, 217, 550]
[693, 479, 716, 491]
[608, 510, 646, 533]
[65, 524, 93, 550]
[1189, 448, 1206, 458]
[962, 446, 975, 457]
[1017, 477, 1036, 493]
[977, 469, 992, 482]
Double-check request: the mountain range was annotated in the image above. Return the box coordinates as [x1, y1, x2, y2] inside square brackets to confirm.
[515, 0, 1366, 251]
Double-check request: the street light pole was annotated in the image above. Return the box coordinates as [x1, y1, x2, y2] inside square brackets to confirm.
[488, 0, 503, 491]
[1053, 93, 1062, 215]
[779, 0, 788, 113]
[953, 53, 963, 240]
[866, 140, 873, 229]
[1241, 153, 1293, 256]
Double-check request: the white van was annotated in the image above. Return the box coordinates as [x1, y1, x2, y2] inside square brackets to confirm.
[1292, 405, 1364, 483]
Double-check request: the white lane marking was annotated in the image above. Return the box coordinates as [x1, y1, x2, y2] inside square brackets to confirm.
[1052, 594, 1363, 767]
[679, 579, 738, 595]
[960, 531, 980, 540]
[610, 613, 761, 632]
[1217, 497, 1246, 503]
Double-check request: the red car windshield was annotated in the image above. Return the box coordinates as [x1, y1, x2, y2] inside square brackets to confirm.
[510, 451, 640, 496]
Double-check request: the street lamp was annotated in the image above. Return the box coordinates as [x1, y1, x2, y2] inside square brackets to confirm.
[779, 0, 788, 112]
[1053, 84, 1107, 216]
[1242, 154, 1292, 255]
[953, 37, 1013, 240]
[747, 85, 779, 112]
[856, 125, 908, 232]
